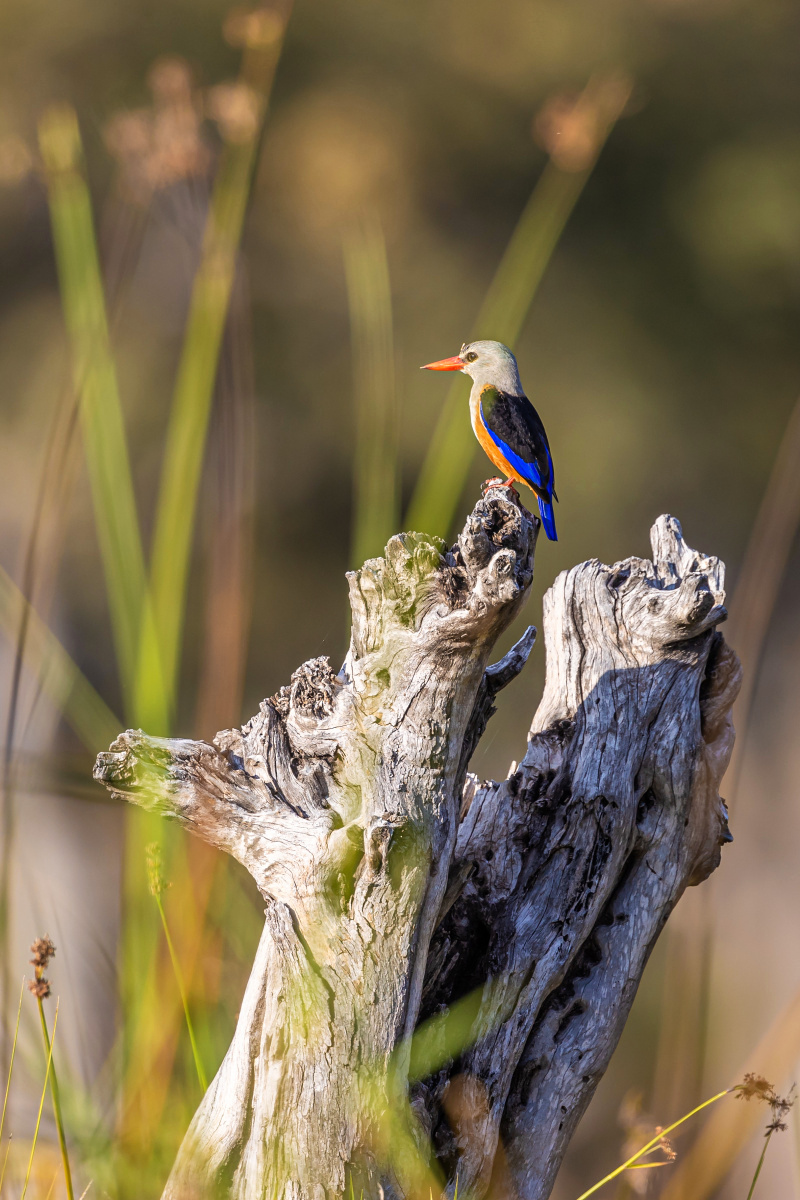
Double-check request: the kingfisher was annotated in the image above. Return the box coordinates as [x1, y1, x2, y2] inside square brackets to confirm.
[422, 340, 558, 541]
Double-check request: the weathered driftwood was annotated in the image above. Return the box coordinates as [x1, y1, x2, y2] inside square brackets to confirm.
[94, 488, 740, 1200]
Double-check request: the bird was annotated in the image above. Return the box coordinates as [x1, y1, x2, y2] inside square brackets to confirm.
[421, 339, 558, 541]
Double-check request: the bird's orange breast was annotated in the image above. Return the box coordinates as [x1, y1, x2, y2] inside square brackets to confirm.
[470, 393, 520, 482]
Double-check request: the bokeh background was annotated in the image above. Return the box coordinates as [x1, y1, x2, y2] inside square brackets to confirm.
[1, 0, 800, 1195]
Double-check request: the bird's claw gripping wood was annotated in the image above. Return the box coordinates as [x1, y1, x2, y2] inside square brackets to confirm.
[481, 477, 520, 499]
[94, 495, 739, 1200]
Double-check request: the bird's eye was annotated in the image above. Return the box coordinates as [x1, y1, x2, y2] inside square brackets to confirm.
[465, 351, 478, 363]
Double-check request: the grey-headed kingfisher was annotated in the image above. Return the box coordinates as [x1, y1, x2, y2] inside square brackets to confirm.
[422, 340, 558, 540]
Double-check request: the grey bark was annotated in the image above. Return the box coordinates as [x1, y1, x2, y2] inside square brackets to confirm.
[93, 489, 739, 1200]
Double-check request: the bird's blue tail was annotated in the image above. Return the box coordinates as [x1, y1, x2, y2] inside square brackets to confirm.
[538, 495, 558, 541]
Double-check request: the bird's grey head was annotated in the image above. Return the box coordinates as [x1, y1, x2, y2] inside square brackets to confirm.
[459, 340, 523, 392]
[421, 339, 523, 395]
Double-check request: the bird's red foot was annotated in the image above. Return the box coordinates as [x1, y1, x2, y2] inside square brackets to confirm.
[481, 477, 520, 499]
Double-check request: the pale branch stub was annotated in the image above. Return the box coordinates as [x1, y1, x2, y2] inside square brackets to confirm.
[94, 487, 740, 1200]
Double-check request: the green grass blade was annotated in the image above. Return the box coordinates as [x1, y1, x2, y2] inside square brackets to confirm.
[21, 999, 59, 1200]
[142, 160, 245, 718]
[405, 163, 587, 537]
[154, 891, 208, 1092]
[406, 985, 485, 1082]
[344, 216, 399, 565]
[37, 997, 75, 1200]
[37, 105, 166, 732]
[0, 978, 23, 1141]
[405, 79, 631, 539]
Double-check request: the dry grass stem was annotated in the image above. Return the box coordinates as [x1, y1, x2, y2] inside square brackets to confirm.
[20, 999, 59, 1200]
[573, 1089, 730, 1200]
[29, 938, 75, 1200]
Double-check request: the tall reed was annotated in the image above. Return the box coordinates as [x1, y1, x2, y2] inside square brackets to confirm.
[37, 104, 166, 734]
[30, 937, 74, 1200]
[146, 843, 208, 1093]
[144, 7, 291, 724]
[118, 16, 292, 1174]
[651, 392, 800, 1137]
[405, 75, 632, 539]
[26, 19, 291, 1184]
[345, 215, 399, 566]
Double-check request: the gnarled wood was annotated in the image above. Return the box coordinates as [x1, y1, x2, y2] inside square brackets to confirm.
[94, 493, 739, 1200]
[415, 517, 739, 1200]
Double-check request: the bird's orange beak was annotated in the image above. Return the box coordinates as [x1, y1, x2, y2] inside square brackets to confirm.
[420, 355, 464, 371]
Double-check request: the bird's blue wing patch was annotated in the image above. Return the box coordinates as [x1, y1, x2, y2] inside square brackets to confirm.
[479, 385, 555, 495]
[479, 385, 557, 540]
[482, 409, 546, 491]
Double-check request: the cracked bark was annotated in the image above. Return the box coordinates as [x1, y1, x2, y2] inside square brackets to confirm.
[94, 489, 739, 1200]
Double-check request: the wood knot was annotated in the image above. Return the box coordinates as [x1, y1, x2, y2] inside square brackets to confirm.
[457, 491, 535, 580]
[364, 814, 406, 878]
[287, 657, 339, 719]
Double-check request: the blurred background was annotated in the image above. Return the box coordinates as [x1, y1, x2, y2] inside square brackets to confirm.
[1, 0, 799, 1195]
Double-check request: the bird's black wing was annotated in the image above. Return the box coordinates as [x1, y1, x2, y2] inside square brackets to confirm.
[479, 385, 556, 498]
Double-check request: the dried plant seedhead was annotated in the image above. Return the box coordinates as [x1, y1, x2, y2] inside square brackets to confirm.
[224, 6, 286, 49]
[28, 935, 55, 1001]
[103, 53, 211, 203]
[534, 73, 633, 173]
[734, 1074, 796, 1138]
[208, 83, 261, 144]
[30, 936, 56, 970]
[104, 111, 151, 162]
[766, 1084, 796, 1135]
[735, 1073, 776, 1103]
[618, 1090, 677, 1192]
[28, 976, 51, 1001]
[148, 57, 194, 106]
[146, 841, 170, 898]
[654, 1129, 677, 1162]
[0, 135, 33, 186]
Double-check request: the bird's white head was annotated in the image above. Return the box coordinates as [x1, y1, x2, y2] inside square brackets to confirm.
[421, 339, 523, 395]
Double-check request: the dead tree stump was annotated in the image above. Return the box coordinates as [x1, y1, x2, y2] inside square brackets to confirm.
[94, 488, 740, 1200]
